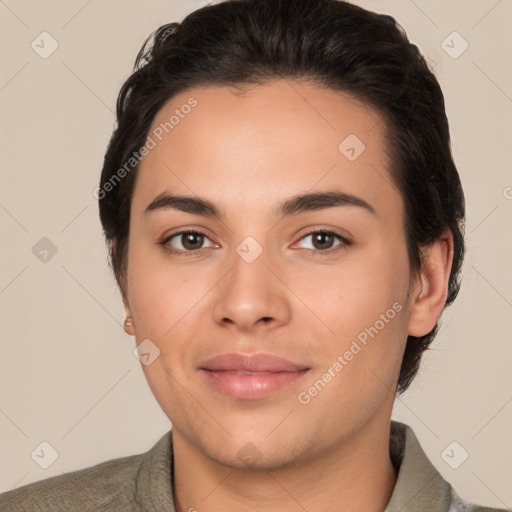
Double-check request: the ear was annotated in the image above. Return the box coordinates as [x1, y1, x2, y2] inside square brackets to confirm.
[408, 227, 454, 337]
[121, 284, 135, 336]
[109, 238, 134, 335]
[109, 240, 135, 336]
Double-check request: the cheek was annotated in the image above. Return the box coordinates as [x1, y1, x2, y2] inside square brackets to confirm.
[295, 265, 409, 426]
[126, 249, 202, 407]
[126, 240, 211, 338]
[294, 245, 410, 345]
[294, 242, 411, 407]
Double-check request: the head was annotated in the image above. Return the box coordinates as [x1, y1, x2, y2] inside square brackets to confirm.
[98, 0, 464, 467]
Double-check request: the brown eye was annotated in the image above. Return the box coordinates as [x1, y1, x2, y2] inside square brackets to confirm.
[311, 232, 336, 250]
[181, 232, 205, 250]
[164, 230, 216, 253]
[296, 230, 350, 253]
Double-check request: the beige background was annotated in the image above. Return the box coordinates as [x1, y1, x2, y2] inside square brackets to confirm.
[1, 0, 511, 507]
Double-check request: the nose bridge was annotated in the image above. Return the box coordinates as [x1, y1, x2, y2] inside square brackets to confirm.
[226, 239, 273, 307]
[211, 236, 291, 330]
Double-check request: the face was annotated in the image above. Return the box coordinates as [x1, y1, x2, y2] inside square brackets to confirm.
[124, 79, 417, 469]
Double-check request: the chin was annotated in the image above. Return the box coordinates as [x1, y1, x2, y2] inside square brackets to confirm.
[207, 444, 300, 472]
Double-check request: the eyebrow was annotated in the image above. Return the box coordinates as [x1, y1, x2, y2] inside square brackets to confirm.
[144, 190, 377, 219]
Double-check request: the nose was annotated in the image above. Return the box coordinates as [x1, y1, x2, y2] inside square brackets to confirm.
[211, 245, 292, 333]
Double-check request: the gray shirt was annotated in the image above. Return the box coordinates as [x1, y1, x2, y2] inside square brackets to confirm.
[0, 420, 508, 511]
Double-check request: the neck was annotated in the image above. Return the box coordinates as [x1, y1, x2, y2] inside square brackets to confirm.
[171, 418, 398, 512]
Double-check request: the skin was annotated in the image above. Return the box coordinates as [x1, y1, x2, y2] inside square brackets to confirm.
[121, 79, 453, 512]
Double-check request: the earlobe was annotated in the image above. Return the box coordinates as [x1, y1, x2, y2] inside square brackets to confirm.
[123, 300, 135, 336]
[124, 314, 135, 336]
[408, 228, 454, 337]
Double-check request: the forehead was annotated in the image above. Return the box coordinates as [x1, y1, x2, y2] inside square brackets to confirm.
[132, 79, 400, 219]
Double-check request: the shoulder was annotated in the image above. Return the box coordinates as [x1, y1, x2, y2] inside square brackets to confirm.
[389, 421, 510, 512]
[449, 488, 511, 512]
[0, 451, 144, 512]
[0, 431, 173, 512]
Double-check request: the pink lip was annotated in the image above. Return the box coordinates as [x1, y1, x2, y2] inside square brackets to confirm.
[199, 353, 310, 400]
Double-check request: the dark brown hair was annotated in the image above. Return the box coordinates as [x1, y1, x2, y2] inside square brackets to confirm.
[98, 0, 465, 395]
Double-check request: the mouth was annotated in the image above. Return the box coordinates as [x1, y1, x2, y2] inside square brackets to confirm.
[198, 353, 310, 400]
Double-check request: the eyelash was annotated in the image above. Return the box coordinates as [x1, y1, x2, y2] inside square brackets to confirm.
[160, 228, 351, 257]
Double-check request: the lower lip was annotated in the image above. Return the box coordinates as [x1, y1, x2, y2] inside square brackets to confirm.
[200, 369, 310, 400]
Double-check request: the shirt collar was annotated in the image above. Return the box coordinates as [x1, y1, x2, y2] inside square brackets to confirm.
[136, 428, 175, 510]
[385, 420, 452, 511]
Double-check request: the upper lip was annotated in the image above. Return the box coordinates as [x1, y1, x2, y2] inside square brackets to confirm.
[199, 353, 309, 372]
